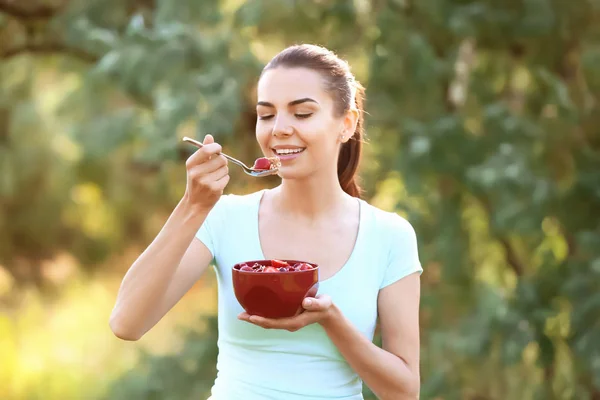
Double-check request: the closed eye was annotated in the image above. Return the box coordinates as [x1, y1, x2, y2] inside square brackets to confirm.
[258, 115, 274, 120]
[295, 113, 312, 119]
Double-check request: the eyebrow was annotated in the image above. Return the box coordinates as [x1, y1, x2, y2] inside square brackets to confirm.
[256, 98, 318, 108]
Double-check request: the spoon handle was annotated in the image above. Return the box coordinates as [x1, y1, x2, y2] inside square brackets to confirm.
[182, 136, 251, 171]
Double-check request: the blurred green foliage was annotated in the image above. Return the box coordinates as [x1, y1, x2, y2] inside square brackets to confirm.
[1, 0, 599, 399]
[106, 316, 219, 400]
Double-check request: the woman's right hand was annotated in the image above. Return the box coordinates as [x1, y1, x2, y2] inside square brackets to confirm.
[183, 134, 230, 212]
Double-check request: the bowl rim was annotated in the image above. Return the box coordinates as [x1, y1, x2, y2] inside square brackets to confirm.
[232, 259, 319, 274]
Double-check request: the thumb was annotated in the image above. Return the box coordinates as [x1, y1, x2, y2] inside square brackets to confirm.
[203, 134, 215, 145]
[303, 294, 332, 310]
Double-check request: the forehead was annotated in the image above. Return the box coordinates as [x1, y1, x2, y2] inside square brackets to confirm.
[257, 67, 329, 104]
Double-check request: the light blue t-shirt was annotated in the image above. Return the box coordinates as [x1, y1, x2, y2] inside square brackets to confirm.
[196, 190, 423, 400]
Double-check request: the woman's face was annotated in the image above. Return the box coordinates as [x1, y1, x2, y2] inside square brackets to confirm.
[255, 67, 355, 180]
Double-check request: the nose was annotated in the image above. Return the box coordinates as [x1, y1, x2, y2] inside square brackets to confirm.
[272, 115, 293, 137]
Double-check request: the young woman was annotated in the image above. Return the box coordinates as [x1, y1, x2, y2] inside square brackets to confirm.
[110, 44, 423, 400]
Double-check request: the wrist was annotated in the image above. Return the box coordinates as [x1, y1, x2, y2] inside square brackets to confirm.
[177, 194, 212, 223]
[319, 302, 342, 330]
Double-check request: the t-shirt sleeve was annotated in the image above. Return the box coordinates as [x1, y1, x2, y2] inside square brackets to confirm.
[195, 195, 230, 259]
[380, 213, 423, 289]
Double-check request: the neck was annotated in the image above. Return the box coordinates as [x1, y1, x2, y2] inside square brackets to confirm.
[274, 172, 350, 218]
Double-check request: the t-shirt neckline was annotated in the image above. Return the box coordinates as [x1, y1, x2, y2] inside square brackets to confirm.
[253, 189, 366, 284]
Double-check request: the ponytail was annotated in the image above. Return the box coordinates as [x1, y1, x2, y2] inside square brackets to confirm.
[338, 83, 365, 198]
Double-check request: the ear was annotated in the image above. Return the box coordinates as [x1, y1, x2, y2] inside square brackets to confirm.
[340, 108, 359, 143]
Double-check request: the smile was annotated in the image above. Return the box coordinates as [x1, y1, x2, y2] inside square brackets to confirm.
[273, 148, 306, 156]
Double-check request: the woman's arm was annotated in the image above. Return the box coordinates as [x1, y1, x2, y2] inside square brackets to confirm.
[110, 135, 229, 341]
[109, 198, 215, 341]
[319, 273, 421, 400]
[237, 274, 421, 398]
[237, 214, 422, 397]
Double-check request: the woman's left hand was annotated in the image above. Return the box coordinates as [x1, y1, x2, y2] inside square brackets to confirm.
[237, 294, 334, 332]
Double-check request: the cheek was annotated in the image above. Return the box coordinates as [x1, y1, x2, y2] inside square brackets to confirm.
[303, 133, 340, 167]
[304, 121, 340, 148]
[255, 124, 271, 147]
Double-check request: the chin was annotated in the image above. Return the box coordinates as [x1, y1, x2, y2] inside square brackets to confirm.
[276, 166, 314, 181]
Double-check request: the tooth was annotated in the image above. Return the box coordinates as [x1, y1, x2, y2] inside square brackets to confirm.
[275, 148, 303, 155]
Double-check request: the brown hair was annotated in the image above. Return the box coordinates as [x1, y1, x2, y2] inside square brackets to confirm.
[261, 44, 365, 198]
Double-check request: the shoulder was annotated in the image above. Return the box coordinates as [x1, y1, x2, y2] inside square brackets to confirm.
[361, 201, 423, 286]
[205, 190, 264, 226]
[200, 190, 262, 237]
[212, 190, 264, 211]
[362, 200, 418, 241]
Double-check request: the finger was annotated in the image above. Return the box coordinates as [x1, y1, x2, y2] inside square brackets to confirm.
[303, 294, 332, 311]
[249, 314, 311, 332]
[203, 134, 214, 145]
[238, 313, 273, 329]
[237, 312, 251, 322]
[191, 163, 228, 184]
[188, 152, 227, 175]
[247, 315, 291, 330]
[213, 165, 229, 181]
[213, 173, 230, 191]
[207, 153, 229, 172]
[203, 134, 217, 161]
[247, 315, 274, 328]
[237, 313, 275, 327]
[186, 142, 223, 166]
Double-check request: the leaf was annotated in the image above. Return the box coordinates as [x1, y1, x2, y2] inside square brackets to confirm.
[124, 14, 146, 39]
[93, 51, 121, 75]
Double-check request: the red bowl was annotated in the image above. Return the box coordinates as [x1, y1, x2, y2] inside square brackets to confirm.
[232, 260, 319, 319]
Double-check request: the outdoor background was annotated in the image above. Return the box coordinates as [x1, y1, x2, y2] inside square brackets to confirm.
[1, 1, 599, 399]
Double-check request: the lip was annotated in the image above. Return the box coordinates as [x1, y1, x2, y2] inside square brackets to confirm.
[272, 145, 305, 150]
[272, 148, 305, 161]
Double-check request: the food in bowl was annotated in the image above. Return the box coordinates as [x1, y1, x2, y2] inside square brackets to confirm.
[239, 259, 315, 273]
[252, 156, 281, 171]
[232, 259, 319, 319]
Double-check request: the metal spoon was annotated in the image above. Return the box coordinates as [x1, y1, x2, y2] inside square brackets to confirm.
[182, 136, 279, 178]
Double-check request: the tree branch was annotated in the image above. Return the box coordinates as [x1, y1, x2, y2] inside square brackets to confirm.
[498, 236, 525, 277]
[1, 41, 158, 110]
[558, 223, 577, 259]
[0, 0, 66, 20]
[478, 196, 526, 277]
[0, 42, 98, 62]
